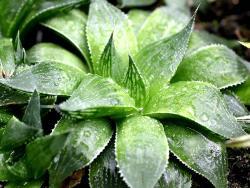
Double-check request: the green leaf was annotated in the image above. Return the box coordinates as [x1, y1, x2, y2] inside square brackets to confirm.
[0, 43, 86, 96]
[86, 0, 138, 83]
[25, 133, 69, 179]
[0, 116, 41, 151]
[5, 180, 43, 188]
[173, 45, 249, 89]
[95, 33, 116, 78]
[0, 0, 89, 37]
[123, 56, 146, 107]
[22, 90, 42, 129]
[188, 31, 239, 53]
[0, 38, 16, 78]
[118, 0, 156, 7]
[223, 92, 249, 117]
[0, 84, 31, 106]
[89, 141, 128, 188]
[49, 118, 113, 188]
[235, 77, 250, 105]
[135, 15, 194, 97]
[59, 74, 137, 119]
[0, 153, 18, 181]
[116, 116, 169, 188]
[137, 7, 189, 49]
[144, 81, 246, 138]
[0, 108, 12, 126]
[20, 0, 89, 37]
[154, 161, 191, 188]
[164, 122, 228, 188]
[164, 0, 190, 16]
[13, 31, 26, 66]
[0, 0, 31, 37]
[42, 9, 91, 70]
[128, 10, 150, 36]
[26, 43, 87, 72]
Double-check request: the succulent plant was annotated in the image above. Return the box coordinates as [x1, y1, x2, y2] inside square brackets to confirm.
[0, 0, 249, 188]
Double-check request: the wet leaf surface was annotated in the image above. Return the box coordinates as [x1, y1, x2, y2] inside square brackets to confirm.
[154, 161, 191, 188]
[59, 74, 137, 119]
[173, 45, 249, 89]
[49, 118, 113, 188]
[137, 7, 189, 49]
[164, 122, 228, 188]
[42, 9, 91, 68]
[144, 81, 246, 138]
[135, 15, 194, 98]
[86, 0, 138, 83]
[89, 141, 128, 188]
[116, 116, 169, 188]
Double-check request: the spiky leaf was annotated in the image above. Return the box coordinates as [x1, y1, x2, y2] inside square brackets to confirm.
[25, 134, 69, 179]
[49, 118, 113, 188]
[0, 117, 41, 151]
[123, 56, 146, 107]
[223, 92, 249, 117]
[0, 0, 89, 37]
[95, 33, 116, 78]
[173, 45, 249, 89]
[22, 90, 42, 129]
[144, 81, 246, 138]
[0, 43, 86, 96]
[135, 16, 194, 97]
[188, 31, 239, 52]
[59, 74, 137, 119]
[116, 116, 169, 188]
[42, 9, 91, 69]
[86, 0, 138, 83]
[154, 161, 192, 188]
[164, 123, 228, 188]
[89, 141, 128, 188]
[137, 7, 189, 49]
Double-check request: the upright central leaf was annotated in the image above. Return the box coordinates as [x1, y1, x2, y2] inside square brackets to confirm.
[116, 116, 169, 188]
[86, 0, 138, 83]
[135, 15, 194, 98]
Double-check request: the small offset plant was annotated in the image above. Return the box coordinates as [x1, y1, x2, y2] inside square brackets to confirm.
[0, 0, 250, 187]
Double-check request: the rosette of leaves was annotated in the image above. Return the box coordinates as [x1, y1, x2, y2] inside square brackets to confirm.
[0, 0, 250, 188]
